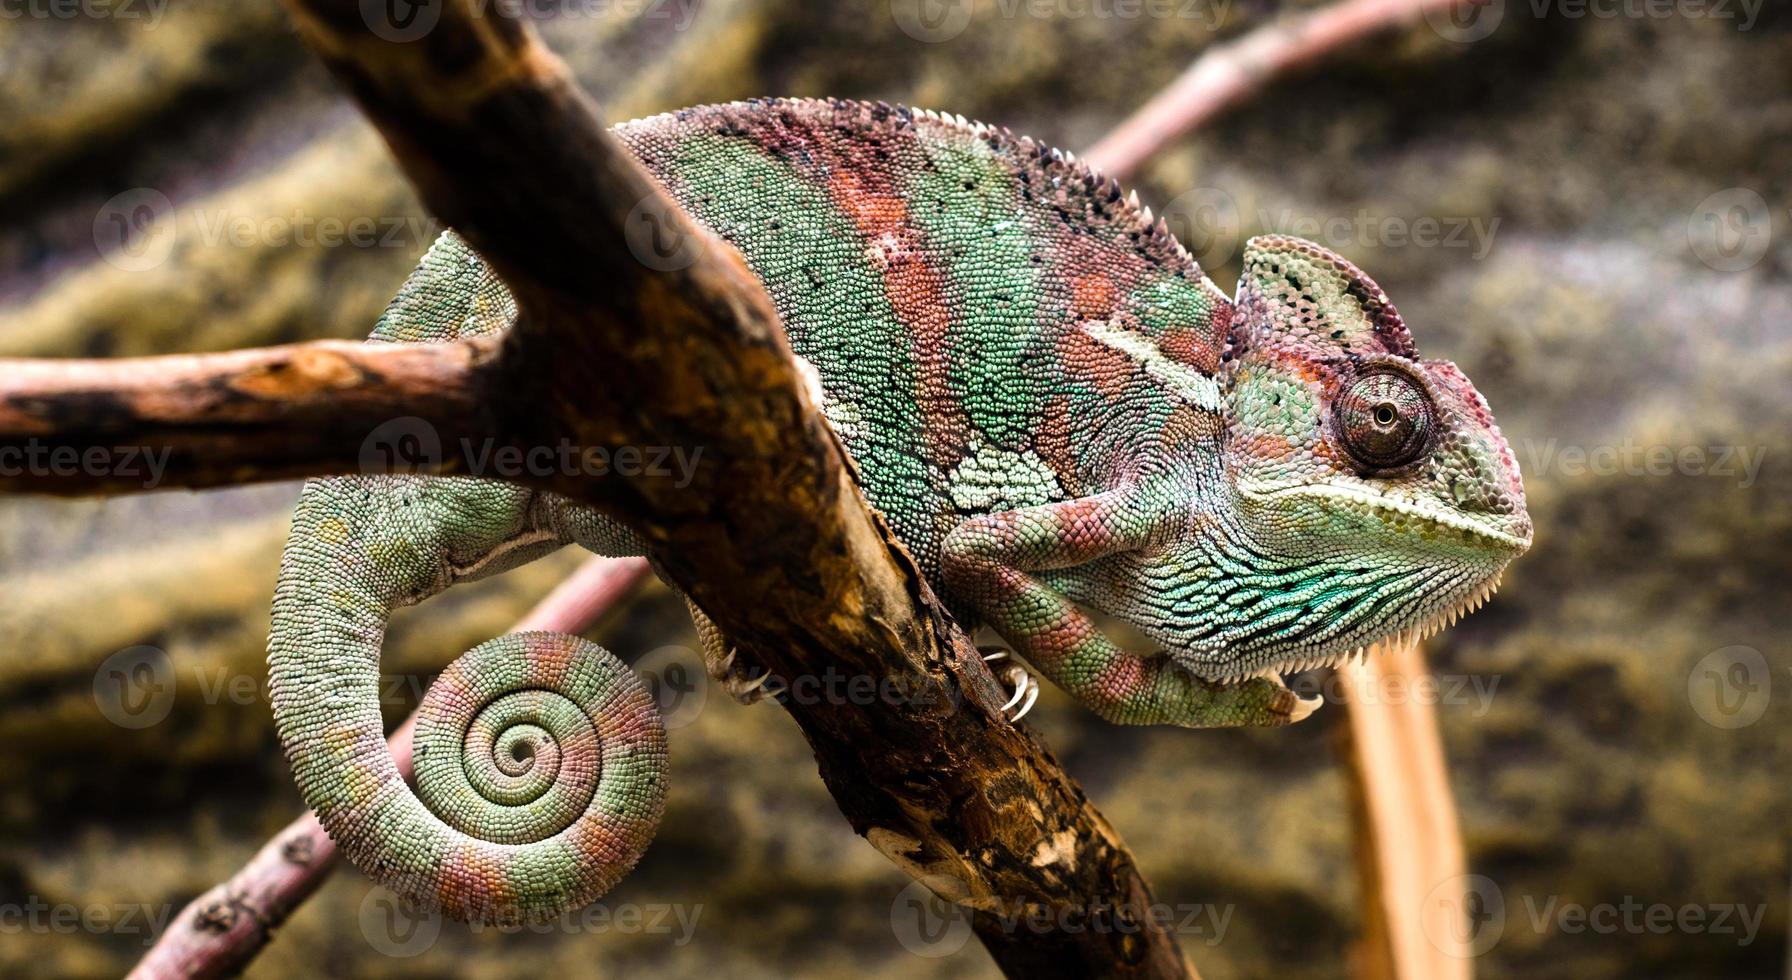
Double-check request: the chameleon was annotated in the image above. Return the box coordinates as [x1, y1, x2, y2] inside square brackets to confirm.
[267, 97, 1531, 926]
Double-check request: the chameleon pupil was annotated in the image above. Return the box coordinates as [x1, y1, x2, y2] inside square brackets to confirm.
[1335, 368, 1435, 471]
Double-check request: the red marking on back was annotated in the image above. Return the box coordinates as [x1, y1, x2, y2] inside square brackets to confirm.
[1160, 325, 1222, 374]
[827, 168, 972, 460]
[1058, 326, 1139, 403]
[1073, 275, 1116, 317]
[1036, 394, 1082, 495]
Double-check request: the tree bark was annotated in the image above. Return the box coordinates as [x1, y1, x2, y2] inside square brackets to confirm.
[0, 337, 503, 492]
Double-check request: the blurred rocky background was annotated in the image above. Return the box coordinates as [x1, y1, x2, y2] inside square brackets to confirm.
[0, 0, 1787, 976]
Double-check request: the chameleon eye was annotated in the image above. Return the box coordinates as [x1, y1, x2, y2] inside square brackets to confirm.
[1333, 367, 1435, 471]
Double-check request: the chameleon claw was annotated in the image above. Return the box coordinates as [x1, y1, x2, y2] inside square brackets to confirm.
[1010, 677, 1040, 723]
[738, 670, 773, 695]
[999, 674, 1029, 712]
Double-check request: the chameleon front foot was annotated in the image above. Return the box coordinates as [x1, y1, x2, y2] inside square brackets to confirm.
[981, 647, 1041, 723]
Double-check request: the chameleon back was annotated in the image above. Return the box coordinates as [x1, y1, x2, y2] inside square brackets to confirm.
[615, 98, 1233, 575]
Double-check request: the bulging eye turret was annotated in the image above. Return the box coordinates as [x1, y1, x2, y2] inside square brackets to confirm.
[1332, 367, 1435, 472]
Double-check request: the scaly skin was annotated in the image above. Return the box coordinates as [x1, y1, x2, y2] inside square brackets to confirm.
[267, 244, 662, 925]
[268, 98, 1531, 925]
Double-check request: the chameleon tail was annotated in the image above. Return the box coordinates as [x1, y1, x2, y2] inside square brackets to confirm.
[267, 476, 666, 925]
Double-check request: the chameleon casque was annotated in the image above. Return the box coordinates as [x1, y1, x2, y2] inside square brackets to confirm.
[267, 98, 1531, 925]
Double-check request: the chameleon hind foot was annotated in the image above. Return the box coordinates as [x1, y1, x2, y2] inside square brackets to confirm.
[687, 597, 785, 704]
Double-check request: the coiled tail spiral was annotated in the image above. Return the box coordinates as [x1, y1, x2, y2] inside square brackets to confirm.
[407, 632, 665, 923]
[268, 479, 667, 926]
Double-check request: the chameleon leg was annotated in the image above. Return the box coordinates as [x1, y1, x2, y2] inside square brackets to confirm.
[942, 490, 1313, 728]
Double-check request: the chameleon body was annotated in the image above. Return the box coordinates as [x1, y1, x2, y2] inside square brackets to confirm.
[268, 98, 1531, 925]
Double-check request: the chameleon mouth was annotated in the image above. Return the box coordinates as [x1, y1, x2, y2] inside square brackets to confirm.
[1220, 572, 1506, 710]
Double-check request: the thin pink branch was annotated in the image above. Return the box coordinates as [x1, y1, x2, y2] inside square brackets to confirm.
[1083, 0, 1469, 180]
[128, 555, 652, 980]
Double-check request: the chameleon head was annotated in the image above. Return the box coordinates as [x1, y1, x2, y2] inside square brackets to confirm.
[1192, 235, 1531, 683]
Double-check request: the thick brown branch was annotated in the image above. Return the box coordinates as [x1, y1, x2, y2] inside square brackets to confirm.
[0, 337, 504, 492]
[128, 556, 653, 980]
[266, 1, 1192, 977]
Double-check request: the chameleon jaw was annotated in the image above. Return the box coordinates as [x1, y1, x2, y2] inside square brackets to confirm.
[1219, 571, 1506, 695]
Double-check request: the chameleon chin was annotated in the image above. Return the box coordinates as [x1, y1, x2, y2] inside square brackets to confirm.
[266, 98, 1530, 925]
